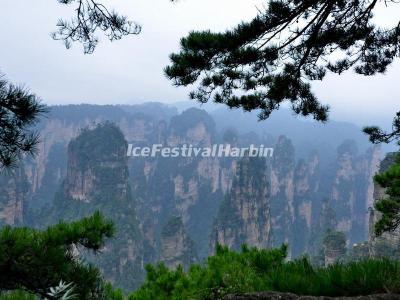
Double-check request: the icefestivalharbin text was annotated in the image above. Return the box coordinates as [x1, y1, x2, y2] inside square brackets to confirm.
[127, 144, 274, 158]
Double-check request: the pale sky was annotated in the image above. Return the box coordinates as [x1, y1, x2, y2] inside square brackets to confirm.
[0, 0, 399, 128]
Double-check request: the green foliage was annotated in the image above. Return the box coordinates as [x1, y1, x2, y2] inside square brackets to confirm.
[129, 245, 400, 299]
[374, 153, 400, 235]
[103, 283, 126, 300]
[0, 76, 47, 169]
[0, 291, 36, 300]
[166, 1, 399, 119]
[69, 122, 128, 171]
[169, 108, 216, 138]
[129, 245, 288, 300]
[161, 217, 184, 238]
[323, 230, 346, 251]
[0, 212, 114, 299]
[165, 1, 400, 142]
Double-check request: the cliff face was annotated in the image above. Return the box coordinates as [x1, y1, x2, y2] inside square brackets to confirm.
[11, 105, 172, 212]
[210, 137, 380, 258]
[160, 216, 198, 269]
[210, 156, 271, 253]
[287, 140, 379, 257]
[131, 108, 235, 260]
[269, 136, 296, 252]
[63, 125, 130, 204]
[292, 152, 320, 257]
[0, 168, 28, 226]
[0, 103, 382, 289]
[330, 141, 380, 244]
[44, 123, 143, 291]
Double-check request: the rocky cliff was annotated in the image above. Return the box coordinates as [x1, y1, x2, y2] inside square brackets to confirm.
[160, 216, 198, 269]
[42, 122, 143, 291]
[131, 108, 235, 260]
[269, 136, 296, 253]
[0, 103, 382, 289]
[330, 140, 381, 244]
[0, 167, 28, 226]
[210, 156, 271, 252]
[291, 152, 320, 256]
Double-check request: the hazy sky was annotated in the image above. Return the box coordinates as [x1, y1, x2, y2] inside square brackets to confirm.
[0, 0, 399, 128]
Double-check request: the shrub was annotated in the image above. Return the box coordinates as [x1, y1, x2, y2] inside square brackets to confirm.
[0, 212, 114, 299]
[129, 245, 400, 300]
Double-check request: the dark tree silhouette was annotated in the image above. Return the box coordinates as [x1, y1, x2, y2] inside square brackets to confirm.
[53, 0, 142, 54]
[165, 0, 400, 142]
[0, 76, 46, 169]
[364, 112, 400, 144]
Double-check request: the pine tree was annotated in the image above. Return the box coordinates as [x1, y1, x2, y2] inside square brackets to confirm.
[165, 0, 400, 142]
[0, 76, 46, 169]
[364, 112, 400, 144]
[53, 0, 141, 54]
[0, 211, 114, 299]
[374, 153, 400, 236]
